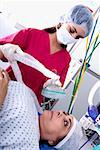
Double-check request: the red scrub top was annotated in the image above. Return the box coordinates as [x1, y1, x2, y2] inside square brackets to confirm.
[0, 28, 71, 104]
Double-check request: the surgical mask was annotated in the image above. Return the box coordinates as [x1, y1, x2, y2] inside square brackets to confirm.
[56, 24, 78, 45]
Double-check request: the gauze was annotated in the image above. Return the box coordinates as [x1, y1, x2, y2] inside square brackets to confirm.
[56, 24, 78, 45]
[0, 43, 60, 83]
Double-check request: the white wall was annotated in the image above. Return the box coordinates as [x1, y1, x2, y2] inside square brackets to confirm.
[0, 0, 99, 28]
[0, 13, 17, 38]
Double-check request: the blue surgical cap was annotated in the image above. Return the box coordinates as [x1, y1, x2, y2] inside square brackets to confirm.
[59, 5, 93, 37]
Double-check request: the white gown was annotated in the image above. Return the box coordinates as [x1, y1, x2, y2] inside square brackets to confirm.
[0, 81, 40, 150]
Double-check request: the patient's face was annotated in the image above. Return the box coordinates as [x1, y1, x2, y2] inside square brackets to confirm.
[40, 110, 74, 144]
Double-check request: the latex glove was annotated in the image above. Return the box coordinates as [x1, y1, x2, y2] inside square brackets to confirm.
[43, 78, 62, 88]
[0, 68, 10, 106]
[0, 43, 24, 62]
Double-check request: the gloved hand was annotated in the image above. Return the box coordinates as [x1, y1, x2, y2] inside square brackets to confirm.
[0, 43, 24, 62]
[43, 78, 62, 88]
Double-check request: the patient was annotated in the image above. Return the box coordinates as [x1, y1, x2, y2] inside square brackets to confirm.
[0, 69, 83, 150]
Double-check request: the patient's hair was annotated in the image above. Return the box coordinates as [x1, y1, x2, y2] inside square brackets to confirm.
[44, 26, 56, 33]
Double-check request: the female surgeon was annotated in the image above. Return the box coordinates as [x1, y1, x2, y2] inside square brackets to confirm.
[0, 5, 93, 105]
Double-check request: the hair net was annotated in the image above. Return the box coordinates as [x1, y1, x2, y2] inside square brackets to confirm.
[59, 5, 93, 37]
[54, 117, 83, 150]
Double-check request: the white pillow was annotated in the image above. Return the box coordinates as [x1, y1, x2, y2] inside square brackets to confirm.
[0, 13, 17, 38]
